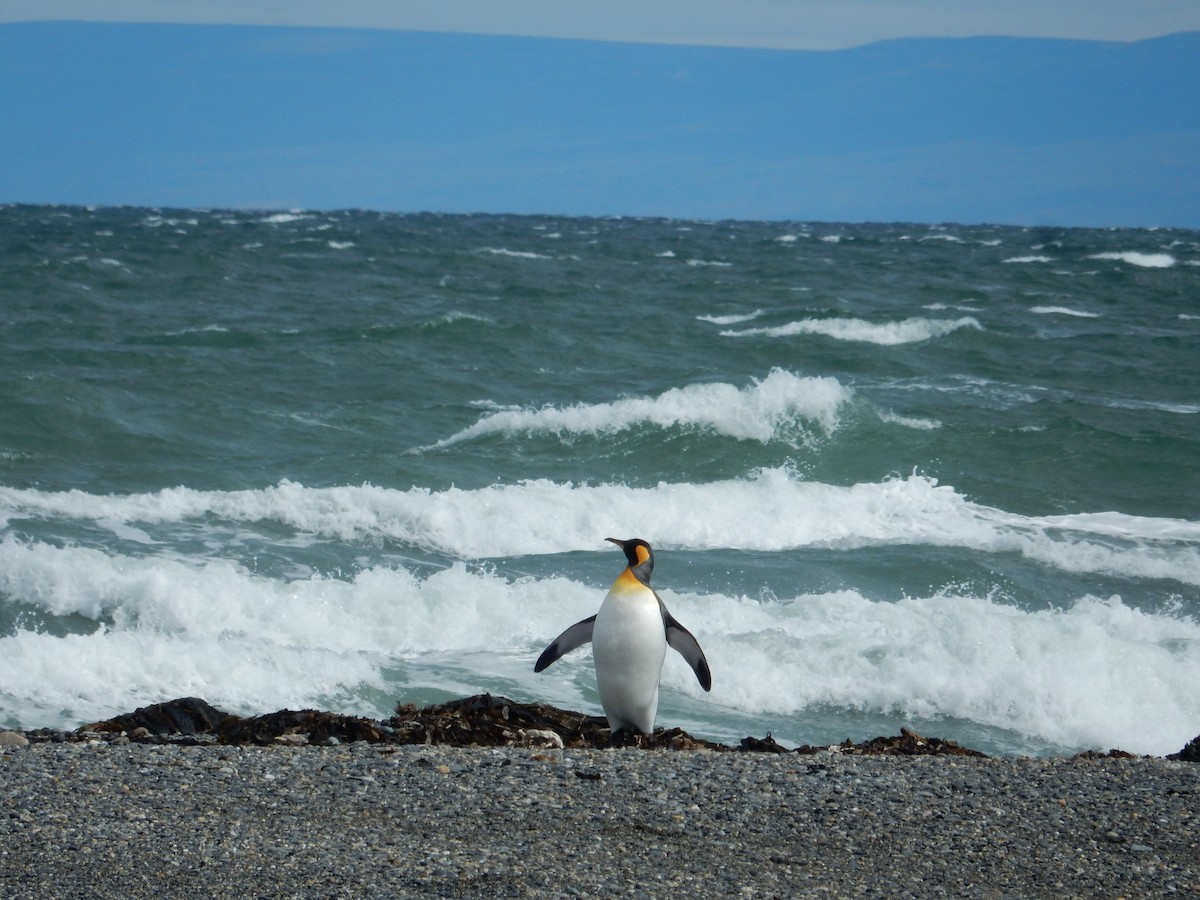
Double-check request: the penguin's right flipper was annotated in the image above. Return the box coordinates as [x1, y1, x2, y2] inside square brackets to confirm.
[534, 615, 597, 672]
[664, 613, 713, 692]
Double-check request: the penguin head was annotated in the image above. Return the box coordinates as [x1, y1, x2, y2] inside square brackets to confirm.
[606, 537, 654, 583]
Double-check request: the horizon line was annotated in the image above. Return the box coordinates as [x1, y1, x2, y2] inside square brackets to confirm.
[3, 17, 1198, 53]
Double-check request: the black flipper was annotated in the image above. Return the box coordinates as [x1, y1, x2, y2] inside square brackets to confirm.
[534, 615, 597, 672]
[661, 604, 713, 692]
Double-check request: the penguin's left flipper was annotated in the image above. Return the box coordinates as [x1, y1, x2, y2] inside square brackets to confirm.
[534, 615, 597, 672]
[663, 611, 712, 692]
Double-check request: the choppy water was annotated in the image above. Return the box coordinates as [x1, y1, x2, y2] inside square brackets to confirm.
[1, 205, 1198, 756]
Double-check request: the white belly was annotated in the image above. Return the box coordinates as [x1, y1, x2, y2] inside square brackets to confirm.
[591, 585, 667, 734]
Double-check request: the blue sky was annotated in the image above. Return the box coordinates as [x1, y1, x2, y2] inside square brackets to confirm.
[7, 0, 1200, 49]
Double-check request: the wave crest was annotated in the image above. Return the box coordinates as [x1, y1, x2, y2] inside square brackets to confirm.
[1089, 251, 1176, 268]
[426, 369, 852, 449]
[721, 316, 981, 345]
[3, 470, 1197, 584]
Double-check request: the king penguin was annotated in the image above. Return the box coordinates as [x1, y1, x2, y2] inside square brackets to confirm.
[535, 537, 712, 736]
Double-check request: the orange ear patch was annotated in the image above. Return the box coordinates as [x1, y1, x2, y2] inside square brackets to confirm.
[635, 544, 651, 566]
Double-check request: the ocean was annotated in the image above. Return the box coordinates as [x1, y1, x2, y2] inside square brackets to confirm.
[1, 204, 1197, 757]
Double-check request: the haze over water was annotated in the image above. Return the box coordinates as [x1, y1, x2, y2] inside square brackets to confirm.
[1, 205, 1198, 756]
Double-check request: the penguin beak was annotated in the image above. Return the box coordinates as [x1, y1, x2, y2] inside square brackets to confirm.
[605, 537, 626, 549]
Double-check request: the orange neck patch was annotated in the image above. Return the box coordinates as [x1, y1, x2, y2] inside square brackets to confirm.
[612, 567, 645, 591]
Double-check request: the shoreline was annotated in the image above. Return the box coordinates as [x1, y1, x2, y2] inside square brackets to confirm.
[4, 694, 1198, 762]
[2, 740, 1198, 897]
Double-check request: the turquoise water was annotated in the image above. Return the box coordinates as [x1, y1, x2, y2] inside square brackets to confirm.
[1, 205, 1198, 756]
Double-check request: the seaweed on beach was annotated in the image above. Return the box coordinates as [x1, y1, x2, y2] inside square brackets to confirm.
[66, 694, 979, 754]
[1166, 734, 1200, 763]
[813, 726, 990, 758]
[82, 696, 231, 738]
[37, 694, 1193, 760]
[388, 694, 617, 749]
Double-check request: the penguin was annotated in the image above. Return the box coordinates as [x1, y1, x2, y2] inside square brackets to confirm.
[535, 537, 711, 736]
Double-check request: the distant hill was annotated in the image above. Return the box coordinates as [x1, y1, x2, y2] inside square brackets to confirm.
[2, 21, 1197, 226]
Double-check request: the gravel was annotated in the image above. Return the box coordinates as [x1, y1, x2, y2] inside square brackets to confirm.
[1, 741, 1197, 898]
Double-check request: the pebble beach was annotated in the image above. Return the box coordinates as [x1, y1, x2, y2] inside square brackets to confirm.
[2, 738, 1197, 898]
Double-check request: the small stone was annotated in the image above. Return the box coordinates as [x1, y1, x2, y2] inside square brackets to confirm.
[0, 731, 30, 747]
[274, 734, 309, 746]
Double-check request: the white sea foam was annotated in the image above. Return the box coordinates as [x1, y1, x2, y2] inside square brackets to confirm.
[721, 316, 982, 346]
[419, 311, 493, 328]
[922, 303, 980, 313]
[260, 212, 312, 224]
[686, 258, 732, 267]
[163, 324, 230, 338]
[686, 587, 1200, 756]
[142, 216, 200, 229]
[1003, 255, 1054, 263]
[477, 247, 552, 260]
[1029, 306, 1100, 318]
[1105, 399, 1200, 415]
[1089, 251, 1176, 268]
[327, 241, 355, 250]
[876, 409, 942, 430]
[424, 370, 851, 450]
[0, 538, 1196, 754]
[3, 470, 1197, 585]
[695, 309, 764, 325]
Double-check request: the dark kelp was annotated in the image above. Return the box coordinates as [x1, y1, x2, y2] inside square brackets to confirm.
[16, 694, 1197, 760]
